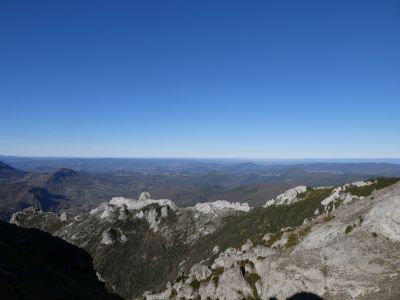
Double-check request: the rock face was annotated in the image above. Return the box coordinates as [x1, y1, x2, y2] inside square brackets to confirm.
[193, 200, 251, 215]
[101, 228, 114, 245]
[60, 212, 68, 221]
[12, 192, 251, 299]
[263, 185, 307, 207]
[0, 220, 121, 300]
[12, 179, 400, 300]
[89, 194, 178, 232]
[143, 180, 400, 300]
[364, 188, 400, 241]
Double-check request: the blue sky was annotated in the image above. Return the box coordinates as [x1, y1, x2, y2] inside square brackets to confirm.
[1, 0, 399, 158]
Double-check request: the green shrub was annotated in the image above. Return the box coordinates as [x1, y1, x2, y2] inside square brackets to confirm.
[212, 275, 219, 287]
[244, 272, 261, 299]
[285, 233, 298, 248]
[298, 225, 311, 237]
[190, 279, 200, 291]
[170, 288, 177, 299]
[213, 267, 224, 276]
[345, 225, 353, 234]
[176, 274, 188, 283]
[249, 233, 266, 246]
[323, 215, 335, 222]
[345, 178, 399, 197]
[265, 231, 283, 247]
[199, 267, 224, 287]
[239, 259, 254, 268]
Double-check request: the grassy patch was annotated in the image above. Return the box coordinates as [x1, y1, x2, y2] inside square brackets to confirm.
[239, 259, 254, 269]
[212, 267, 225, 276]
[323, 215, 335, 222]
[298, 225, 311, 238]
[169, 288, 177, 299]
[244, 272, 261, 299]
[212, 275, 219, 287]
[265, 231, 283, 247]
[249, 233, 266, 247]
[175, 274, 188, 283]
[345, 225, 353, 234]
[285, 233, 299, 248]
[199, 266, 225, 287]
[190, 279, 200, 291]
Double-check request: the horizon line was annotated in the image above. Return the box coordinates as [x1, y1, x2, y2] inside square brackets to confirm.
[1, 154, 400, 161]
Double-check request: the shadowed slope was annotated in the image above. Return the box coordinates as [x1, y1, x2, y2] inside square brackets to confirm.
[0, 220, 122, 300]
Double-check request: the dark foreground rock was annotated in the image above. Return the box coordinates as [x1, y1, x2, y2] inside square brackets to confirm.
[0, 220, 122, 300]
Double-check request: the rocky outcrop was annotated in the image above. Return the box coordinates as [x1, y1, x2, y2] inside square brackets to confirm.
[145, 180, 400, 300]
[364, 187, 400, 241]
[12, 192, 252, 299]
[193, 200, 251, 215]
[264, 185, 307, 207]
[12, 179, 400, 300]
[80, 192, 180, 233]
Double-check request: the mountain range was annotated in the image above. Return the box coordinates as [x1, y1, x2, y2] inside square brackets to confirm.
[11, 177, 400, 299]
[2, 159, 400, 221]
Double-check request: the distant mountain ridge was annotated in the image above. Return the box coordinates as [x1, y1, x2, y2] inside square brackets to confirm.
[0, 161, 14, 170]
[0, 163, 137, 221]
[2, 156, 400, 174]
[1, 159, 400, 221]
[0, 161, 25, 179]
[46, 168, 79, 182]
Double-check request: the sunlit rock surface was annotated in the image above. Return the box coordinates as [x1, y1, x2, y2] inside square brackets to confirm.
[12, 180, 400, 300]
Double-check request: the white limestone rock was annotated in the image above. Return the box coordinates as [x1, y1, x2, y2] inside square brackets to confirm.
[10, 207, 38, 225]
[88, 192, 177, 232]
[352, 180, 375, 187]
[96, 272, 105, 282]
[212, 245, 220, 254]
[139, 191, 151, 201]
[365, 194, 400, 241]
[190, 264, 212, 281]
[60, 212, 68, 221]
[118, 207, 129, 220]
[321, 184, 360, 212]
[144, 182, 400, 300]
[264, 186, 307, 207]
[193, 200, 250, 215]
[120, 233, 127, 243]
[100, 205, 115, 219]
[109, 195, 177, 212]
[161, 206, 169, 218]
[100, 228, 114, 245]
[321, 186, 345, 206]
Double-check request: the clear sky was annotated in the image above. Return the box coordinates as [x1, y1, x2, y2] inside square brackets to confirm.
[1, 0, 399, 158]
